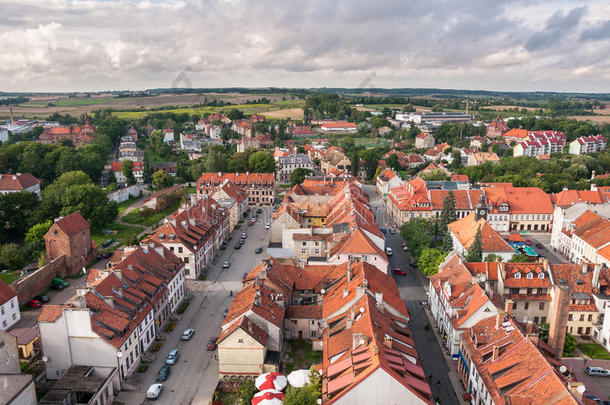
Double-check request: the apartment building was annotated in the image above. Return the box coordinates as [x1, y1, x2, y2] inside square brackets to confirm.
[197, 172, 275, 206]
[513, 131, 566, 157]
[0, 280, 20, 330]
[569, 135, 607, 155]
[276, 153, 314, 184]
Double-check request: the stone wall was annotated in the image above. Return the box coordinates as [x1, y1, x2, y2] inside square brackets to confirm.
[12, 256, 67, 303]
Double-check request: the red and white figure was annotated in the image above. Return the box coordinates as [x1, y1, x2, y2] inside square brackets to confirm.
[251, 389, 285, 405]
[255, 372, 288, 391]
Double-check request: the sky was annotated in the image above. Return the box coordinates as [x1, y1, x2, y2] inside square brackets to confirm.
[1, 0, 609, 93]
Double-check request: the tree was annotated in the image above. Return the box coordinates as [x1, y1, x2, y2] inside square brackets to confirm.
[290, 168, 314, 186]
[205, 150, 227, 173]
[419, 169, 449, 181]
[227, 152, 250, 172]
[284, 386, 319, 405]
[121, 160, 136, 185]
[237, 380, 257, 405]
[563, 333, 577, 356]
[153, 170, 174, 189]
[400, 219, 431, 259]
[60, 184, 118, 229]
[465, 226, 483, 262]
[25, 220, 53, 254]
[248, 151, 275, 173]
[509, 254, 530, 262]
[107, 170, 117, 185]
[484, 253, 502, 262]
[443, 231, 454, 252]
[0, 191, 40, 242]
[385, 154, 401, 171]
[41, 170, 92, 219]
[440, 191, 457, 229]
[417, 248, 446, 276]
[0, 243, 24, 270]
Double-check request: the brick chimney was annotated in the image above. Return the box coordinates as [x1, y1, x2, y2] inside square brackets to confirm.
[504, 299, 513, 317]
[492, 345, 499, 361]
[384, 335, 393, 349]
[495, 312, 502, 329]
[548, 284, 572, 359]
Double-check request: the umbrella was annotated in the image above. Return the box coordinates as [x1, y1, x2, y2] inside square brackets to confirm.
[252, 389, 284, 405]
[287, 369, 310, 388]
[255, 372, 287, 391]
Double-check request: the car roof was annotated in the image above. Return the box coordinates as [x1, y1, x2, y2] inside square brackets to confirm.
[169, 349, 179, 354]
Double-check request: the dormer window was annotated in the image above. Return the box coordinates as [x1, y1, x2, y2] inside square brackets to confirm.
[538, 273, 545, 279]
[514, 272, 521, 279]
[526, 273, 533, 279]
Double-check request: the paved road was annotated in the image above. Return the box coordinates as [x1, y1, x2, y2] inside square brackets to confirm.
[561, 358, 610, 401]
[116, 207, 272, 405]
[363, 185, 460, 405]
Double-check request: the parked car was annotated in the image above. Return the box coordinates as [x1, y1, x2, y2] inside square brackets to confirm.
[103, 251, 113, 259]
[102, 238, 114, 248]
[156, 365, 171, 381]
[34, 295, 49, 303]
[222, 261, 231, 268]
[265, 223, 271, 230]
[207, 337, 218, 351]
[165, 349, 180, 365]
[380, 227, 387, 234]
[51, 278, 69, 290]
[241, 232, 247, 239]
[255, 247, 263, 254]
[251, 217, 257, 222]
[385, 247, 393, 256]
[181, 329, 195, 340]
[26, 300, 42, 308]
[223, 307, 229, 317]
[585, 395, 602, 405]
[248, 220, 254, 226]
[147, 383, 163, 399]
[392, 268, 406, 276]
[256, 208, 262, 214]
[585, 366, 610, 377]
[389, 228, 396, 234]
[525, 239, 532, 245]
[535, 242, 543, 249]
[234, 243, 241, 249]
[239, 238, 245, 245]
[403, 245, 408, 251]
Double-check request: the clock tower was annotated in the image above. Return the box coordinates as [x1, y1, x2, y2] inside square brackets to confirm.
[475, 191, 488, 221]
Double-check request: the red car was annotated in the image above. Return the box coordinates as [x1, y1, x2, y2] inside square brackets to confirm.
[525, 239, 532, 245]
[26, 300, 42, 308]
[207, 337, 218, 351]
[401, 242, 407, 247]
[393, 268, 406, 276]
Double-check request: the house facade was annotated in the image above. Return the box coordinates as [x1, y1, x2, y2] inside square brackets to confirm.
[0, 280, 20, 331]
[44, 212, 96, 275]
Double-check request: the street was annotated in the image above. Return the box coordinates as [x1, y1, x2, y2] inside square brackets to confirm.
[116, 208, 273, 405]
[363, 185, 461, 405]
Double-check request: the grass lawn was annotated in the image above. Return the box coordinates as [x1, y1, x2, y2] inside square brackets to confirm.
[144, 148, 175, 165]
[578, 343, 610, 360]
[285, 340, 322, 374]
[121, 200, 180, 227]
[0, 270, 20, 285]
[91, 223, 142, 248]
[118, 196, 143, 213]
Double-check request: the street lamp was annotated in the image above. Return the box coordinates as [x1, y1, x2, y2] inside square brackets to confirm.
[116, 352, 123, 381]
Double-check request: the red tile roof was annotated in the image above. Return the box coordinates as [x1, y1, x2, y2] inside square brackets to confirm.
[0, 173, 39, 191]
[551, 189, 610, 207]
[51, 211, 90, 236]
[448, 213, 513, 252]
[0, 279, 17, 305]
[37, 305, 69, 323]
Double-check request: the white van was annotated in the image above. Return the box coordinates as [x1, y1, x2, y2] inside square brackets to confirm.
[147, 383, 163, 399]
[385, 247, 393, 256]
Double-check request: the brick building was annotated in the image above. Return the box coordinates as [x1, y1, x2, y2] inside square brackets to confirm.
[44, 212, 96, 276]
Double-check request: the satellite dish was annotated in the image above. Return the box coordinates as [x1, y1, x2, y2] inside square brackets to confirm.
[559, 365, 567, 373]
[577, 385, 585, 394]
[42, 356, 48, 363]
[116, 352, 123, 358]
[359, 307, 365, 313]
[320, 289, 325, 294]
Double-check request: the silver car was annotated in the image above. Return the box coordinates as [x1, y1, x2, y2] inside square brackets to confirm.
[165, 349, 180, 365]
[181, 329, 195, 340]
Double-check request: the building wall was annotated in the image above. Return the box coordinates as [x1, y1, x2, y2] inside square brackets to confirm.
[7, 377, 36, 405]
[45, 223, 94, 275]
[0, 330, 20, 373]
[11, 256, 67, 304]
[509, 299, 549, 324]
[218, 328, 265, 376]
[567, 311, 598, 337]
[284, 318, 322, 340]
[328, 253, 388, 274]
[333, 367, 428, 405]
[0, 296, 20, 330]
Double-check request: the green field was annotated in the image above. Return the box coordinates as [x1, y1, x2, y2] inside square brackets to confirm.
[91, 223, 142, 248]
[111, 100, 305, 120]
[578, 343, 610, 359]
[22, 97, 116, 107]
[121, 200, 181, 227]
[0, 270, 20, 285]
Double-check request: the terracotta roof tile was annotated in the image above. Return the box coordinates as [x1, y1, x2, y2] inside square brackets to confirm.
[448, 213, 513, 252]
[0, 173, 39, 191]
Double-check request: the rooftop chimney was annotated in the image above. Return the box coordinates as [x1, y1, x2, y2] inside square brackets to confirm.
[375, 292, 384, 313]
[384, 334, 393, 349]
[495, 312, 502, 330]
[492, 345, 499, 361]
[352, 333, 365, 350]
[581, 263, 588, 275]
[347, 262, 351, 283]
[592, 263, 603, 288]
[504, 299, 513, 317]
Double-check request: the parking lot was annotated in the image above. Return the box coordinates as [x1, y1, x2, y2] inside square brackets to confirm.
[561, 358, 610, 401]
[116, 207, 273, 405]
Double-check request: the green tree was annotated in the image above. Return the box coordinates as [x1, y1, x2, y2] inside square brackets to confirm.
[25, 220, 53, 254]
[465, 226, 483, 262]
[284, 386, 319, 405]
[484, 253, 502, 262]
[41, 171, 92, 219]
[153, 170, 174, 189]
[0, 191, 40, 242]
[442, 231, 454, 252]
[400, 219, 431, 259]
[205, 150, 227, 173]
[440, 191, 457, 229]
[417, 248, 446, 276]
[107, 170, 117, 185]
[60, 184, 118, 229]
[509, 254, 530, 262]
[248, 151, 275, 173]
[419, 169, 449, 181]
[290, 168, 314, 186]
[121, 160, 136, 185]
[0, 243, 25, 270]
[237, 380, 257, 405]
[563, 333, 577, 356]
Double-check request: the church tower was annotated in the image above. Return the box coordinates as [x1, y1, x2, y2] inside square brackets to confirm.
[475, 190, 488, 221]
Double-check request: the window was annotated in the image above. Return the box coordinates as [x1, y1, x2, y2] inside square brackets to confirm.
[534, 316, 539, 324]
[12, 313, 16, 320]
[514, 272, 521, 279]
[588, 314, 593, 322]
[539, 302, 545, 310]
[527, 288, 532, 295]
[537, 273, 545, 279]
[1, 320, 5, 328]
[580, 314, 585, 322]
[512, 302, 518, 310]
[238, 339, 243, 343]
[178, 247, 183, 253]
[301, 248, 306, 254]
[10, 301, 14, 309]
[526, 272, 533, 279]
[524, 302, 529, 310]
[541, 316, 546, 323]
[0, 307, 4, 315]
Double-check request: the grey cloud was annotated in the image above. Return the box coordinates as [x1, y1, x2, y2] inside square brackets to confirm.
[580, 20, 610, 41]
[525, 6, 586, 51]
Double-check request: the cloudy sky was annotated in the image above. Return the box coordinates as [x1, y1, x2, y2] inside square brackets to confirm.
[1, 0, 609, 93]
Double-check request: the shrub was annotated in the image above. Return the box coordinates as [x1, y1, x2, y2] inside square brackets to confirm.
[165, 322, 176, 332]
[177, 301, 189, 314]
[152, 342, 163, 352]
[138, 364, 149, 372]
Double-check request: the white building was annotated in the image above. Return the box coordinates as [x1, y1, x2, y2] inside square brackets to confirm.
[513, 131, 566, 157]
[428, 253, 498, 358]
[0, 281, 20, 331]
[163, 129, 174, 143]
[276, 153, 314, 184]
[0, 173, 41, 198]
[569, 135, 607, 155]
